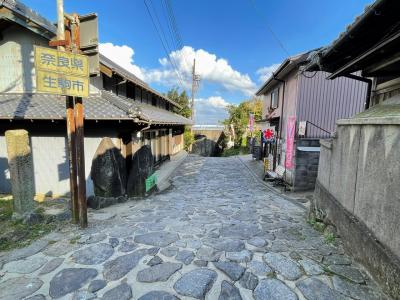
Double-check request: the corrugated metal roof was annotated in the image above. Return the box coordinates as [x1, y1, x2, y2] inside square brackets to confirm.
[0, 91, 192, 125]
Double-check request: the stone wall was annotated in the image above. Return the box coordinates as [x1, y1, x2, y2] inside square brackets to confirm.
[312, 116, 400, 298]
[192, 137, 218, 157]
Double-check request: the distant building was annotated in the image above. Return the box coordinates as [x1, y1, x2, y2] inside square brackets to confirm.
[305, 0, 400, 297]
[255, 51, 368, 190]
[0, 0, 191, 197]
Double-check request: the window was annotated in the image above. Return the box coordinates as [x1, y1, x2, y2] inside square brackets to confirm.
[271, 88, 279, 109]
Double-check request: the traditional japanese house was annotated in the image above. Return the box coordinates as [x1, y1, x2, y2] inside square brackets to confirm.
[0, 0, 191, 197]
[255, 52, 368, 190]
[305, 0, 400, 297]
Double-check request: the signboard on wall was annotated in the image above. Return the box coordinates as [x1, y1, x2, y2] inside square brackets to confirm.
[145, 173, 157, 192]
[285, 116, 296, 169]
[34, 46, 89, 97]
[298, 121, 307, 136]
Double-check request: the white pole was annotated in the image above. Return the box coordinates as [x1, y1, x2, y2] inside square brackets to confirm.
[56, 0, 65, 51]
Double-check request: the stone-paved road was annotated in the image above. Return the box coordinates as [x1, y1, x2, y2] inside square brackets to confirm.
[0, 156, 389, 300]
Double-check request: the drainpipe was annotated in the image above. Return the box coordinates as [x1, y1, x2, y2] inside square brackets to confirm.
[273, 75, 286, 169]
[343, 73, 372, 110]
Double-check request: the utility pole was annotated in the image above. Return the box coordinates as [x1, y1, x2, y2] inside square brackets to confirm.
[191, 58, 200, 123]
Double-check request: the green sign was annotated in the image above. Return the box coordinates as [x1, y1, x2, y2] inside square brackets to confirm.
[145, 173, 157, 192]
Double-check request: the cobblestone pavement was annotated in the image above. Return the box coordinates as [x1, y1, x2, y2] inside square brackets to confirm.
[0, 156, 389, 300]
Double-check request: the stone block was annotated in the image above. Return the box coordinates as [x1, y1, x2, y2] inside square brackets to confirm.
[127, 145, 153, 197]
[91, 138, 127, 197]
[5, 129, 35, 217]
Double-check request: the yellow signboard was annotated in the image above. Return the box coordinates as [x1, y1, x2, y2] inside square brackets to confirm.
[34, 46, 89, 97]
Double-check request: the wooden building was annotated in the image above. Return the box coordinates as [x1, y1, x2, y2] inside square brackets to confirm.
[0, 0, 191, 197]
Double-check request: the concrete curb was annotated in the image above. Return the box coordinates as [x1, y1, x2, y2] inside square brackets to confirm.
[155, 151, 188, 193]
[236, 155, 307, 210]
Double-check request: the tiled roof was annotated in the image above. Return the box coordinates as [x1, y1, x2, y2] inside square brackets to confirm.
[0, 0, 57, 38]
[0, 91, 192, 125]
[305, 0, 400, 73]
[102, 91, 192, 125]
[99, 54, 181, 109]
[1, 1, 181, 109]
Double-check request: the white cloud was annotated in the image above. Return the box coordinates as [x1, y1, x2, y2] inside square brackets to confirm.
[194, 96, 231, 125]
[99, 42, 145, 80]
[99, 43, 257, 96]
[148, 46, 257, 96]
[256, 63, 280, 83]
[197, 96, 230, 108]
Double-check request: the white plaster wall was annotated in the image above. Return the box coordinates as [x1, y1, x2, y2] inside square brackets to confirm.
[0, 136, 11, 193]
[0, 25, 48, 93]
[0, 134, 119, 197]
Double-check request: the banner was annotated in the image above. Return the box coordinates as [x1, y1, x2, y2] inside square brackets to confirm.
[249, 113, 255, 133]
[285, 116, 296, 169]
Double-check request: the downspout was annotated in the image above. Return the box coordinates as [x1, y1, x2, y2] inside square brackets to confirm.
[273, 76, 286, 141]
[139, 121, 151, 131]
[342, 73, 372, 110]
[273, 75, 286, 169]
[365, 80, 372, 110]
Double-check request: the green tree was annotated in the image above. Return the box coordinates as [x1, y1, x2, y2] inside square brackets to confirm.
[223, 98, 262, 146]
[166, 88, 192, 119]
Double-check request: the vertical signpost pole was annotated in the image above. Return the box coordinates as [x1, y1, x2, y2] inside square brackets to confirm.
[57, 0, 79, 224]
[67, 96, 79, 223]
[71, 14, 88, 228]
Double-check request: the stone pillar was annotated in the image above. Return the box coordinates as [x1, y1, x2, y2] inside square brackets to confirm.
[5, 129, 35, 217]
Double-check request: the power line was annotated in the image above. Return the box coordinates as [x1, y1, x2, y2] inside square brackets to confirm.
[161, 0, 180, 51]
[143, 0, 186, 89]
[163, 0, 192, 84]
[166, 0, 184, 48]
[145, 0, 185, 86]
[249, 0, 290, 57]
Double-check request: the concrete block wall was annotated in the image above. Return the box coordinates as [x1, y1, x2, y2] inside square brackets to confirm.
[314, 119, 400, 298]
[293, 139, 320, 191]
[317, 122, 400, 258]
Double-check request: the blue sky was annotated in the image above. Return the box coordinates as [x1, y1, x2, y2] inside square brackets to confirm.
[23, 0, 372, 124]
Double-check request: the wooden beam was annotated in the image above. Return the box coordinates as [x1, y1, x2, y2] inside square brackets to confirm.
[327, 31, 400, 79]
[100, 64, 113, 78]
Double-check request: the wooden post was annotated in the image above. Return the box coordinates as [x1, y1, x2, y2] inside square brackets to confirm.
[66, 97, 79, 223]
[71, 13, 87, 228]
[75, 97, 87, 228]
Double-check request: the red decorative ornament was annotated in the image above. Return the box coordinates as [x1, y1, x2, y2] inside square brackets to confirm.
[263, 129, 274, 141]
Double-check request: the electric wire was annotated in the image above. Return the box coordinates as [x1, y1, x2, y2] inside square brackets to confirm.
[146, 0, 185, 87]
[143, 0, 186, 89]
[249, 0, 290, 57]
[163, 0, 193, 85]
